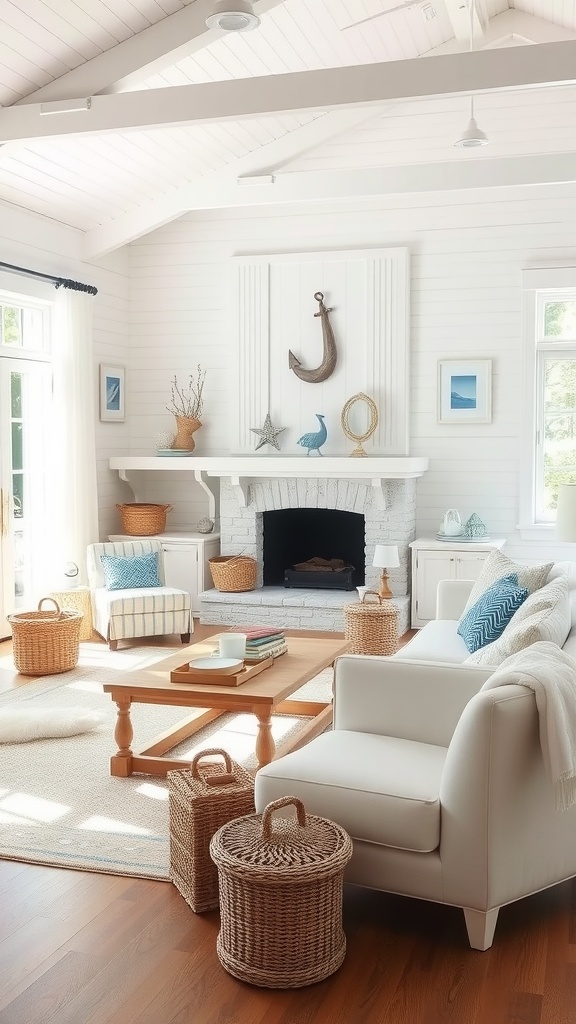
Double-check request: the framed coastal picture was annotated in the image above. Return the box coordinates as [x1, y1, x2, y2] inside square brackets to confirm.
[99, 364, 125, 422]
[437, 359, 492, 424]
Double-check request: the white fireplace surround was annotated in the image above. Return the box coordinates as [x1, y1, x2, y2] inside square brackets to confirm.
[110, 456, 428, 632]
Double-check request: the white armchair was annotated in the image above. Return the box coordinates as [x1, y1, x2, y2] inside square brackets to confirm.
[87, 540, 192, 650]
[255, 654, 576, 950]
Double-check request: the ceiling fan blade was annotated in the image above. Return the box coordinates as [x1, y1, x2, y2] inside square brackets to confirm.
[342, 1, 424, 29]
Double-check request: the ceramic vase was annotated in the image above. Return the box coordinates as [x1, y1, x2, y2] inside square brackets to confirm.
[173, 416, 201, 452]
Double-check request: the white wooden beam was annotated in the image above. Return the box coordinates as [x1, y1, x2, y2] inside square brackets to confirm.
[15, 0, 285, 104]
[85, 152, 576, 259]
[443, 0, 487, 44]
[427, 10, 576, 55]
[3, 41, 576, 144]
[83, 106, 385, 257]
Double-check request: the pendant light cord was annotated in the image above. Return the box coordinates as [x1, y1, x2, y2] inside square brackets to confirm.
[469, 0, 474, 120]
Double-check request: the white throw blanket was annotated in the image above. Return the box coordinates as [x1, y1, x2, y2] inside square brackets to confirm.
[480, 641, 576, 810]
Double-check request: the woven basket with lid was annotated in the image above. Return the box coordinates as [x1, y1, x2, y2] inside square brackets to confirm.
[210, 796, 353, 988]
[168, 748, 255, 913]
[344, 590, 398, 655]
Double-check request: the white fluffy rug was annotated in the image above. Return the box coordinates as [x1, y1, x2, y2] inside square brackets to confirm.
[0, 642, 332, 879]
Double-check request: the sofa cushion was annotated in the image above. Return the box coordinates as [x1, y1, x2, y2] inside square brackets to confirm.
[92, 586, 190, 618]
[393, 619, 471, 663]
[457, 574, 529, 653]
[254, 730, 447, 853]
[100, 551, 162, 590]
[464, 575, 571, 667]
[462, 549, 553, 615]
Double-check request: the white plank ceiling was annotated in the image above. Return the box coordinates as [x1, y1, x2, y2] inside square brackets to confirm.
[0, 0, 575, 255]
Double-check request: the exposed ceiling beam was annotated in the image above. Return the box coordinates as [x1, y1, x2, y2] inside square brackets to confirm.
[421, 10, 576, 56]
[442, 0, 487, 44]
[83, 106, 383, 258]
[4, 40, 576, 145]
[85, 151, 576, 260]
[14, 0, 285, 104]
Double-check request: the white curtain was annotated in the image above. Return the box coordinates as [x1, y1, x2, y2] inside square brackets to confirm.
[50, 288, 99, 586]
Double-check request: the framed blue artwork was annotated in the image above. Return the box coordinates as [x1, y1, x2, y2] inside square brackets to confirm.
[99, 364, 125, 422]
[438, 359, 492, 424]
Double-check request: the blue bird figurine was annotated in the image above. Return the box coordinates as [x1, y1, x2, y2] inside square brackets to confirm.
[297, 414, 327, 456]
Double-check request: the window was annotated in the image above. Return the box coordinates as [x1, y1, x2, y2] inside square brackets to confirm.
[521, 268, 576, 538]
[0, 298, 49, 354]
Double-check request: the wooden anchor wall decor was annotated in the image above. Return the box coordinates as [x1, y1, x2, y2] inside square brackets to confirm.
[288, 291, 338, 383]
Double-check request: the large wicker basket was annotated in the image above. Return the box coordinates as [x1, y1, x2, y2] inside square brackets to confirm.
[210, 796, 353, 988]
[209, 555, 257, 592]
[115, 502, 172, 536]
[344, 590, 398, 655]
[8, 597, 82, 675]
[168, 749, 255, 913]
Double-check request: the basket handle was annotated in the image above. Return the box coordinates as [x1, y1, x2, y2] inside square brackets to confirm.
[261, 796, 307, 840]
[191, 748, 236, 787]
[37, 597, 62, 617]
[360, 590, 383, 605]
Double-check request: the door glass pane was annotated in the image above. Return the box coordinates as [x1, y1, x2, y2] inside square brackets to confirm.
[1, 305, 22, 347]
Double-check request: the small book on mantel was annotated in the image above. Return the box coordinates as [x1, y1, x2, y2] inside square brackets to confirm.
[243, 640, 288, 662]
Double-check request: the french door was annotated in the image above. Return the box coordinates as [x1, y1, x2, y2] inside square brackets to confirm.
[0, 357, 53, 638]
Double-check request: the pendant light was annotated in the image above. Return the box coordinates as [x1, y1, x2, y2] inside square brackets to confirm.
[454, 0, 490, 148]
[206, 0, 261, 32]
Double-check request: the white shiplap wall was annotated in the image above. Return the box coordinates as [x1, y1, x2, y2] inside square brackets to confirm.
[0, 200, 130, 543]
[128, 183, 576, 563]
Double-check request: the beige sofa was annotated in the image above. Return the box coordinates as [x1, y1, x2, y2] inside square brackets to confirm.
[254, 558, 576, 950]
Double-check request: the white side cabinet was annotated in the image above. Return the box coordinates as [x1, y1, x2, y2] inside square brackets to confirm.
[409, 537, 507, 628]
[109, 532, 220, 616]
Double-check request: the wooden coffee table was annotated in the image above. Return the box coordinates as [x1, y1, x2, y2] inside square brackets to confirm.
[102, 635, 349, 777]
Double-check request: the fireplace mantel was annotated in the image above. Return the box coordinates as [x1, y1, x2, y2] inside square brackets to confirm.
[109, 455, 429, 513]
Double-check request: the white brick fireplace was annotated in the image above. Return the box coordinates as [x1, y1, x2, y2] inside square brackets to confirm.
[197, 456, 428, 634]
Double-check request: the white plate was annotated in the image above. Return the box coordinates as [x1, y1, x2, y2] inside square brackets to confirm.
[156, 449, 193, 457]
[187, 657, 243, 674]
[435, 533, 490, 543]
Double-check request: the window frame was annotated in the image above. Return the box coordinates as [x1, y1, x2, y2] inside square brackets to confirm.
[520, 268, 576, 540]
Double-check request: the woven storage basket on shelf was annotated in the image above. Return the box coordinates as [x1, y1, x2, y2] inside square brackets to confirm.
[8, 597, 82, 675]
[168, 748, 255, 913]
[115, 502, 173, 536]
[344, 590, 398, 656]
[209, 555, 257, 593]
[210, 796, 353, 988]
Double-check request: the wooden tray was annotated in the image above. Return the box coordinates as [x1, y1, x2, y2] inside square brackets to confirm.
[170, 656, 273, 687]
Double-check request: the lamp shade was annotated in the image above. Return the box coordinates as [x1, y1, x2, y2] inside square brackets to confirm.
[373, 544, 400, 568]
[556, 484, 576, 542]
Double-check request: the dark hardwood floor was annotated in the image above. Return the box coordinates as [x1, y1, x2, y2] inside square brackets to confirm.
[0, 626, 575, 1023]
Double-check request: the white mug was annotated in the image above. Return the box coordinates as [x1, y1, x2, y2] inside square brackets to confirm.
[219, 633, 247, 659]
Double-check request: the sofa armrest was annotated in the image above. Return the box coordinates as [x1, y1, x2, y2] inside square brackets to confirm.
[332, 655, 491, 747]
[436, 579, 475, 619]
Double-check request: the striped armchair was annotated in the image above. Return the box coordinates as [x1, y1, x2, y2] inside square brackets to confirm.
[87, 540, 192, 650]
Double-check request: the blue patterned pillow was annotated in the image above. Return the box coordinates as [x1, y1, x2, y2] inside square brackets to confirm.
[457, 573, 529, 653]
[100, 551, 162, 590]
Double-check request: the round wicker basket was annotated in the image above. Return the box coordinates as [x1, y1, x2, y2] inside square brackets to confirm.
[8, 597, 82, 675]
[210, 796, 353, 988]
[115, 502, 173, 536]
[209, 555, 257, 592]
[344, 590, 398, 655]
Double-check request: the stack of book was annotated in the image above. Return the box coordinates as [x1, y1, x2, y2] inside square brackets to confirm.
[230, 626, 287, 662]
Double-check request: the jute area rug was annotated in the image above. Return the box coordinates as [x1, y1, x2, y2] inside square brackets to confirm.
[0, 642, 332, 880]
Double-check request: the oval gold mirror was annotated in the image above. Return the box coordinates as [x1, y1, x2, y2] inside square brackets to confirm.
[340, 393, 379, 457]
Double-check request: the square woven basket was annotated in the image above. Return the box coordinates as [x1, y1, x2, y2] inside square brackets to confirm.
[168, 748, 255, 913]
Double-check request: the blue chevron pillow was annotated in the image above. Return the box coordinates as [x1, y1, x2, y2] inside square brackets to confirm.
[100, 551, 162, 591]
[457, 573, 529, 653]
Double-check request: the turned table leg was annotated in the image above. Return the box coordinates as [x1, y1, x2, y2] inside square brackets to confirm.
[255, 708, 275, 769]
[110, 697, 134, 776]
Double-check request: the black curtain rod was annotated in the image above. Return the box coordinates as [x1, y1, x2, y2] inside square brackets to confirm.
[0, 260, 98, 296]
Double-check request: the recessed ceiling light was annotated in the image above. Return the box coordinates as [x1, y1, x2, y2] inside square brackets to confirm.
[206, 0, 261, 31]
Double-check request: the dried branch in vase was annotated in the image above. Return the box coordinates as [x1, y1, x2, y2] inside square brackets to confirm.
[166, 365, 206, 419]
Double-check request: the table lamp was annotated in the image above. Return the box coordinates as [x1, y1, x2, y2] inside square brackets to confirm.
[372, 544, 400, 600]
[556, 483, 576, 542]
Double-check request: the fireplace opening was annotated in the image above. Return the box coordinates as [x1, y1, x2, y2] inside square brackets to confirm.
[263, 509, 365, 589]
